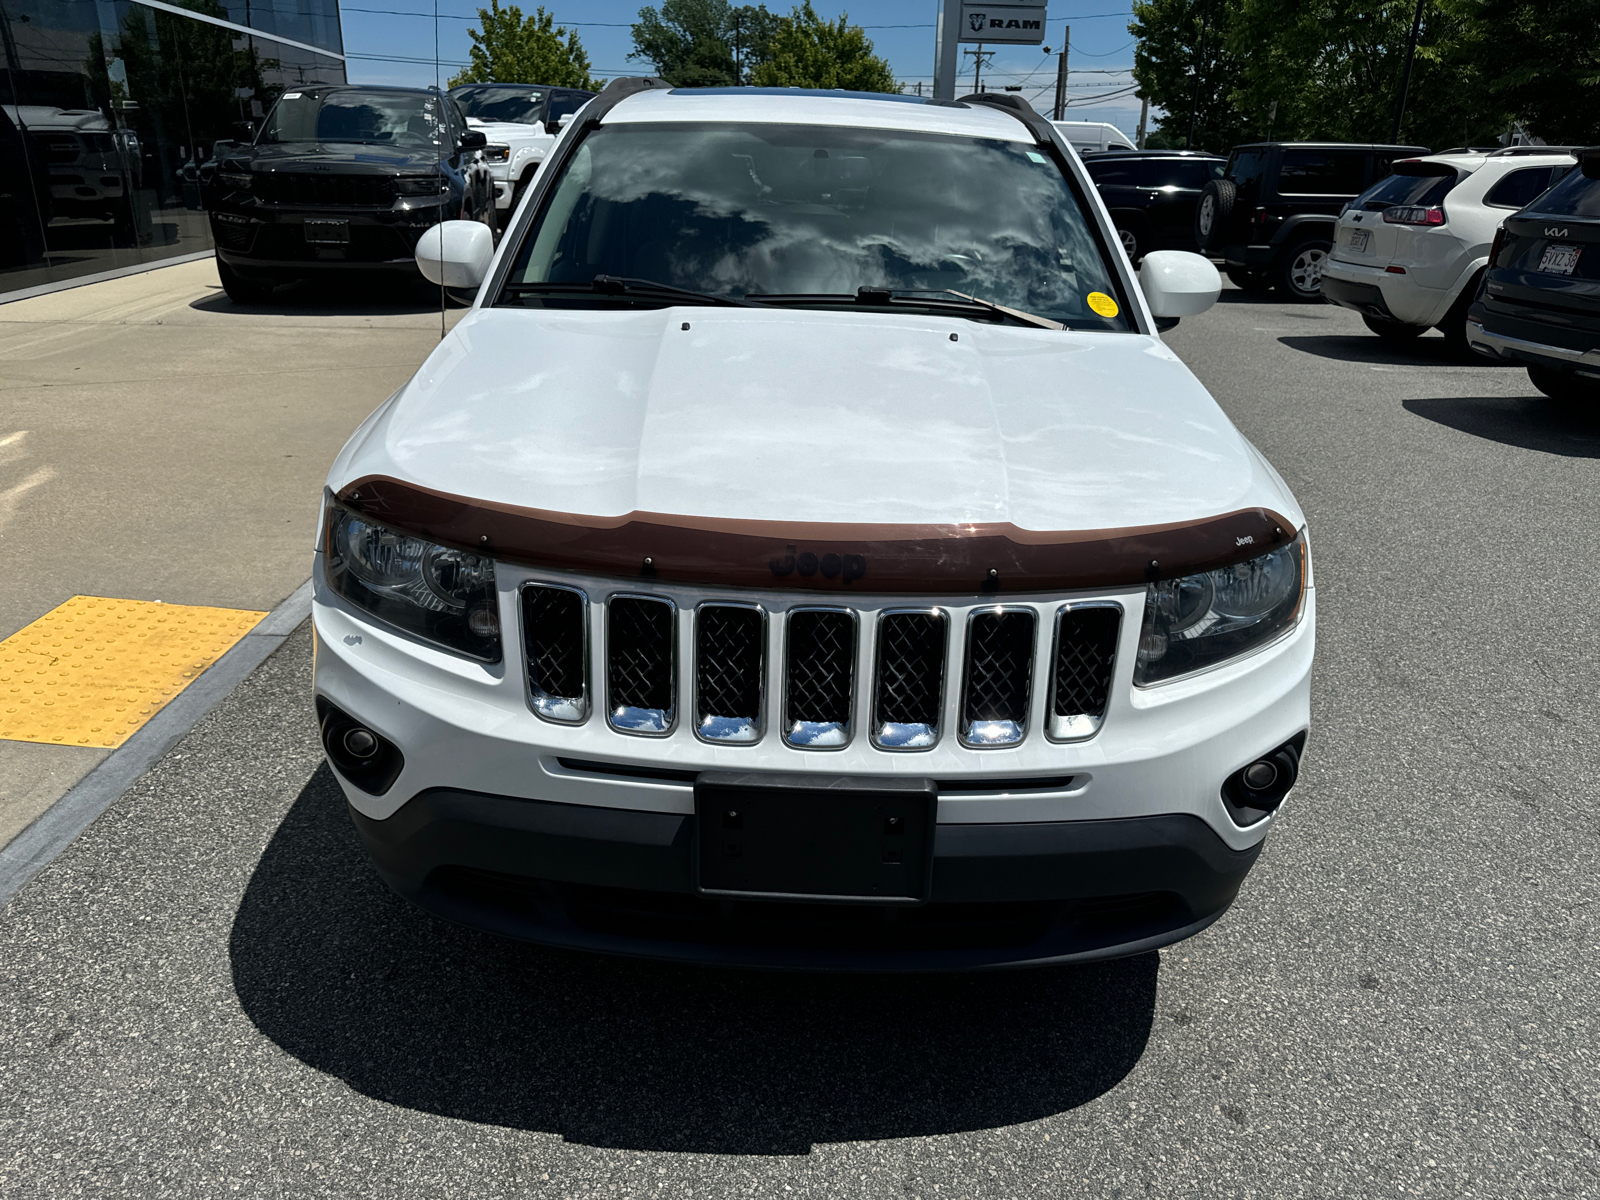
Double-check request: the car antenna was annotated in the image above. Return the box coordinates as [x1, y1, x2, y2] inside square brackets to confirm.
[434, 0, 445, 341]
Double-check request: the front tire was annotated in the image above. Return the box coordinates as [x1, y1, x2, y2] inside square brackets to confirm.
[1528, 365, 1600, 403]
[216, 255, 274, 304]
[1116, 223, 1142, 263]
[1226, 266, 1273, 293]
[1362, 314, 1427, 341]
[1275, 238, 1331, 301]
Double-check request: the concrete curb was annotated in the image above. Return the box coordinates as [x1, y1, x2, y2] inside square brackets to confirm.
[0, 251, 215, 307]
[0, 579, 314, 908]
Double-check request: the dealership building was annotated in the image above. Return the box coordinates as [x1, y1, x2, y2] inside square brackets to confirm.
[1, 0, 346, 298]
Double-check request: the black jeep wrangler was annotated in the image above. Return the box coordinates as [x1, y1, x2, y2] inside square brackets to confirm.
[1195, 141, 1427, 300]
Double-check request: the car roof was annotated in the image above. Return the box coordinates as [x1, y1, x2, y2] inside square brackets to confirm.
[1088, 149, 1223, 160]
[450, 82, 594, 94]
[607, 87, 1034, 142]
[1230, 141, 1430, 153]
[290, 84, 437, 96]
[1404, 147, 1579, 168]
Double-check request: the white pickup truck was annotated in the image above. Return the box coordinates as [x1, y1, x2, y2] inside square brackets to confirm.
[448, 83, 594, 214]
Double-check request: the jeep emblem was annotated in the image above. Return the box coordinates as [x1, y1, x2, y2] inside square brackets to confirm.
[769, 544, 867, 582]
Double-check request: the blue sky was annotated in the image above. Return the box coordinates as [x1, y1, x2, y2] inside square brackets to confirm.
[338, 0, 1146, 136]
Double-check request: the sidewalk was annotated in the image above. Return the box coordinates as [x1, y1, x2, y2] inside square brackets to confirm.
[0, 258, 463, 849]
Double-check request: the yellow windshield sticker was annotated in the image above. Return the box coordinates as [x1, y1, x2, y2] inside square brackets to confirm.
[1087, 291, 1120, 318]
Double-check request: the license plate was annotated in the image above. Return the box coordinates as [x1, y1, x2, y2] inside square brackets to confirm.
[694, 773, 935, 903]
[1539, 244, 1580, 276]
[1347, 228, 1369, 253]
[303, 219, 350, 244]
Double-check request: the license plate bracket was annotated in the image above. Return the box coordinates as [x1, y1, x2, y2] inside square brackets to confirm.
[304, 218, 350, 245]
[1348, 228, 1369, 253]
[694, 772, 936, 904]
[1539, 243, 1580, 276]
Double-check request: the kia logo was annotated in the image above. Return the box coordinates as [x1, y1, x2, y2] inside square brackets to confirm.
[1546, 226, 1569, 237]
[769, 544, 866, 582]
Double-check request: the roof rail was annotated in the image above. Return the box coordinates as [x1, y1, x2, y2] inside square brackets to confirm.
[1487, 145, 1581, 157]
[957, 92, 1053, 147]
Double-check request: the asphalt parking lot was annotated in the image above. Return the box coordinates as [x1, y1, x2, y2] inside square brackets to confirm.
[2, 283, 1597, 1198]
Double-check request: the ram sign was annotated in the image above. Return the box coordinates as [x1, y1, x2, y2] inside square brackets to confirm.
[957, 0, 1047, 44]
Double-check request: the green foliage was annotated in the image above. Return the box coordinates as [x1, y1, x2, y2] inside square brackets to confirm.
[630, 1, 781, 87]
[449, 2, 602, 90]
[748, 1, 899, 92]
[1131, 0, 1597, 154]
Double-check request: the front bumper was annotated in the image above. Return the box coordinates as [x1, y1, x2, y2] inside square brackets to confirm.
[208, 202, 449, 276]
[352, 790, 1263, 970]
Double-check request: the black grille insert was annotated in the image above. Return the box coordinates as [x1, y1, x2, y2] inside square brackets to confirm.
[784, 608, 855, 746]
[961, 609, 1036, 747]
[521, 584, 587, 722]
[257, 172, 398, 207]
[695, 604, 764, 742]
[873, 610, 946, 748]
[607, 596, 675, 734]
[1049, 604, 1121, 740]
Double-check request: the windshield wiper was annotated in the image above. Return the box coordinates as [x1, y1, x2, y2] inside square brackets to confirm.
[503, 275, 761, 308]
[745, 286, 1062, 330]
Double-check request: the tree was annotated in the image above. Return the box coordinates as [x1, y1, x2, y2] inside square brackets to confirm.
[1129, 0, 1251, 153]
[1472, 0, 1600, 146]
[449, 2, 602, 90]
[749, 2, 899, 92]
[630, 0, 779, 87]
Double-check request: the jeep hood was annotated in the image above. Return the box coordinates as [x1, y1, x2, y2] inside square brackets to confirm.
[331, 306, 1302, 536]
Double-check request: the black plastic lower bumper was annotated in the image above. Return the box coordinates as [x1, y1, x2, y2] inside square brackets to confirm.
[1320, 276, 1396, 320]
[350, 788, 1265, 970]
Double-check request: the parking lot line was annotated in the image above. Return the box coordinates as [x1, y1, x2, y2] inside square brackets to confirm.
[0, 596, 265, 749]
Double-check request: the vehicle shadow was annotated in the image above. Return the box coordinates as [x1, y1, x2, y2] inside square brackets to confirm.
[229, 765, 1158, 1154]
[1277, 333, 1498, 368]
[189, 275, 471, 318]
[1404, 395, 1600, 458]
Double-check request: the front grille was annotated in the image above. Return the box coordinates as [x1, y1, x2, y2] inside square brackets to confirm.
[872, 610, 946, 749]
[1049, 604, 1122, 741]
[521, 584, 587, 723]
[784, 609, 856, 747]
[519, 590, 1120, 751]
[695, 603, 764, 743]
[607, 595, 675, 734]
[961, 609, 1036, 747]
[256, 172, 397, 207]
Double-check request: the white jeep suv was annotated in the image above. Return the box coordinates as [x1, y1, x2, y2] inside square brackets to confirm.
[1321, 146, 1578, 355]
[449, 83, 595, 214]
[314, 80, 1314, 970]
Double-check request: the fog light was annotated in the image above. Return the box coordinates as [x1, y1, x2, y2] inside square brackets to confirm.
[342, 727, 379, 759]
[1242, 760, 1279, 790]
[317, 697, 405, 796]
[1221, 733, 1305, 827]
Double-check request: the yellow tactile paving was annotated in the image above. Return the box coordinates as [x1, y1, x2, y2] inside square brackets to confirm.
[0, 597, 265, 749]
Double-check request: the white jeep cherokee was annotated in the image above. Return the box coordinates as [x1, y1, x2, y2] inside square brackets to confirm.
[1321, 146, 1579, 355]
[449, 82, 595, 214]
[313, 80, 1315, 969]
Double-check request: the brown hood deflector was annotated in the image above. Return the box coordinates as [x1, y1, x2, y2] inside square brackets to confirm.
[337, 476, 1298, 595]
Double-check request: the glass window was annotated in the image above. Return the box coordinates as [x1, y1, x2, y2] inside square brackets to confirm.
[1086, 159, 1139, 185]
[452, 86, 546, 125]
[1524, 167, 1600, 218]
[1143, 160, 1216, 190]
[259, 89, 444, 151]
[1277, 150, 1368, 195]
[1226, 149, 1269, 200]
[547, 91, 591, 123]
[506, 123, 1129, 330]
[1352, 164, 1458, 211]
[1484, 166, 1558, 210]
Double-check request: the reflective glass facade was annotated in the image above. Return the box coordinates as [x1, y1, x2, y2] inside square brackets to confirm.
[1, 0, 346, 294]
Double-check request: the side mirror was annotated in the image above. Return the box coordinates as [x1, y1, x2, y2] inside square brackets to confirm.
[458, 128, 487, 153]
[1138, 250, 1221, 329]
[231, 119, 258, 142]
[546, 113, 574, 136]
[416, 219, 494, 290]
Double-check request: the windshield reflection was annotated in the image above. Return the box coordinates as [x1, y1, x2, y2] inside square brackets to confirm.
[506, 124, 1128, 329]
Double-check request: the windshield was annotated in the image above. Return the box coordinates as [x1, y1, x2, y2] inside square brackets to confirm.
[1352, 163, 1458, 212]
[503, 123, 1130, 330]
[453, 86, 545, 125]
[258, 90, 445, 150]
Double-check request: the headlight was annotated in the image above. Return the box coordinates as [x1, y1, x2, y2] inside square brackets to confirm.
[218, 170, 252, 189]
[1134, 532, 1306, 685]
[323, 503, 501, 662]
[395, 175, 448, 195]
[484, 144, 510, 162]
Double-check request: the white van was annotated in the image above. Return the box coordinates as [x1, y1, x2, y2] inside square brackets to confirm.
[1051, 120, 1136, 156]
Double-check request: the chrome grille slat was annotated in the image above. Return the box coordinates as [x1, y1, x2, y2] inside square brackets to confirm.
[606, 595, 676, 735]
[520, 583, 588, 723]
[960, 608, 1036, 748]
[695, 602, 765, 743]
[872, 610, 947, 750]
[1049, 603, 1121, 742]
[784, 608, 856, 748]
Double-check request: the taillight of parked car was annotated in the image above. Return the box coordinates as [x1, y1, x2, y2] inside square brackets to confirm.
[1382, 205, 1446, 226]
[1488, 224, 1508, 268]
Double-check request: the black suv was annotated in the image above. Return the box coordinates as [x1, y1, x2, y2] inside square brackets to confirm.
[1084, 149, 1225, 261]
[207, 86, 494, 303]
[1196, 141, 1428, 299]
[1467, 148, 1600, 401]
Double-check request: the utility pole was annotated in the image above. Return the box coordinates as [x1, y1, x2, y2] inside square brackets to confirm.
[1052, 27, 1070, 120]
[1136, 94, 1148, 148]
[964, 44, 994, 93]
[1186, 0, 1209, 150]
[1389, 0, 1426, 144]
